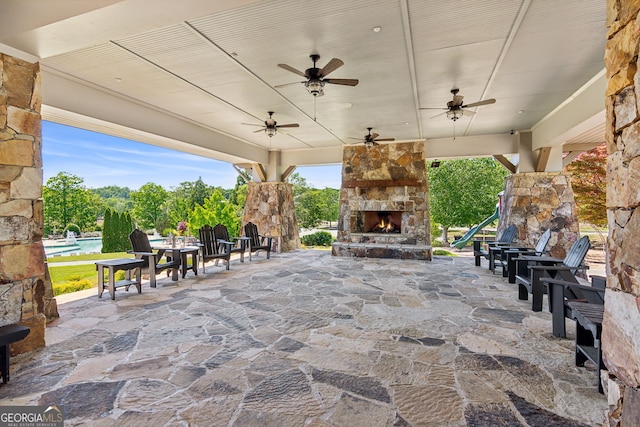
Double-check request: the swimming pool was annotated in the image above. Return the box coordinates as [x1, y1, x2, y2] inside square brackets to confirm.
[44, 237, 162, 256]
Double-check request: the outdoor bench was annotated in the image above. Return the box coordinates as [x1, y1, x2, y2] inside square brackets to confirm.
[0, 324, 30, 383]
[568, 301, 605, 393]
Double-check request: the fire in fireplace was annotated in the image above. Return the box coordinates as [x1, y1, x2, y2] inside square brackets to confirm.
[370, 212, 400, 233]
[363, 211, 402, 233]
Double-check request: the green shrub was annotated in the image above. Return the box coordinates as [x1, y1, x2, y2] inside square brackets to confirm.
[53, 279, 94, 296]
[301, 231, 334, 247]
[433, 249, 456, 256]
[64, 223, 81, 236]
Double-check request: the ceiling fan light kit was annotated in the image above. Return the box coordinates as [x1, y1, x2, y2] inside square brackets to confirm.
[305, 79, 325, 97]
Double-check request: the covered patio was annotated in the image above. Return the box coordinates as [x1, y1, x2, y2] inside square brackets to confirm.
[2, 251, 606, 426]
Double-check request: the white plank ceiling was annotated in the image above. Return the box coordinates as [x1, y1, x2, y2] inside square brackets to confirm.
[0, 0, 607, 164]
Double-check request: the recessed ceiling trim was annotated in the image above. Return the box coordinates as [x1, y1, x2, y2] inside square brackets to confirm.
[400, 0, 423, 139]
[110, 38, 262, 123]
[463, 0, 531, 136]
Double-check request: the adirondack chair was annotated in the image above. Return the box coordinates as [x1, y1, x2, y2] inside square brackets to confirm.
[244, 222, 272, 260]
[515, 235, 590, 312]
[473, 224, 517, 268]
[128, 228, 180, 287]
[199, 225, 233, 272]
[541, 275, 605, 338]
[495, 229, 552, 280]
[213, 223, 246, 262]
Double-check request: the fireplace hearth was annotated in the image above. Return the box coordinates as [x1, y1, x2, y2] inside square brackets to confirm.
[333, 141, 432, 260]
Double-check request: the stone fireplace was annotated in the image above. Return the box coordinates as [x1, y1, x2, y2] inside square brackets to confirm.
[332, 141, 431, 260]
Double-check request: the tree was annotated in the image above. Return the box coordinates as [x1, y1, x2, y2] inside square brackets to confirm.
[564, 143, 607, 226]
[166, 178, 214, 226]
[102, 208, 135, 252]
[428, 158, 509, 244]
[43, 172, 97, 233]
[289, 173, 339, 228]
[188, 189, 240, 236]
[92, 185, 131, 199]
[131, 182, 168, 231]
[92, 185, 133, 213]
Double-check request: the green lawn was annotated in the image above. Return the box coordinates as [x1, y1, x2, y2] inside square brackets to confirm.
[47, 252, 132, 295]
[47, 252, 130, 263]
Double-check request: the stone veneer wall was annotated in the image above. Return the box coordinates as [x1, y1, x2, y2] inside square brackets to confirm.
[602, 1, 640, 423]
[0, 53, 57, 354]
[242, 182, 300, 253]
[497, 172, 579, 259]
[334, 141, 431, 259]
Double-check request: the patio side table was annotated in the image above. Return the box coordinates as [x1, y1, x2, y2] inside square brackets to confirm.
[96, 258, 146, 300]
[179, 246, 200, 278]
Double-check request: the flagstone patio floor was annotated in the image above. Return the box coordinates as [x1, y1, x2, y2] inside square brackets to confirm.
[1, 250, 607, 426]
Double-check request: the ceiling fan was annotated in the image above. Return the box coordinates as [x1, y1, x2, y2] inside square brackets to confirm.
[242, 111, 299, 137]
[276, 54, 359, 97]
[349, 127, 395, 149]
[420, 89, 496, 121]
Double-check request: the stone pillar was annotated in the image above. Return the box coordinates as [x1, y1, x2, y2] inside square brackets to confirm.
[0, 53, 57, 354]
[497, 172, 579, 258]
[602, 2, 640, 423]
[242, 182, 300, 252]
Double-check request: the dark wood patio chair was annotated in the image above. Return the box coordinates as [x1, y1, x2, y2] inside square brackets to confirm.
[199, 225, 232, 272]
[493, 228, 552, 279]
[473, 224, 517, 268]
[244, 221, 272, 260]
[515, 235, 590, 312]
[128, 228, 180, 287]
[541, 275, 605, 338]
[213, 223, 246, 263]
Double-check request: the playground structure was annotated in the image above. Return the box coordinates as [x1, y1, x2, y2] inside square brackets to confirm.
[450, 206, 499, 249]
[450, 193, 503, 249]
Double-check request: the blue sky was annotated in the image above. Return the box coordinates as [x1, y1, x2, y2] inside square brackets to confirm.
[42, 121, 342, 190]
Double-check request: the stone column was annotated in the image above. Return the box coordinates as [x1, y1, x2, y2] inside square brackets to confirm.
[242, 182, 300, 253]
[0, 53, 57, 354]
[497, 172, 579, 258]
[602, 2, 640, 423]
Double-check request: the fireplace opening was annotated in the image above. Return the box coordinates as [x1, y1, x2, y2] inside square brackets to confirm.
[363, 211, 402, 233]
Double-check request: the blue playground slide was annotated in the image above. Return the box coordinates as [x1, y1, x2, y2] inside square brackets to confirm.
[450, 206, 500, 249]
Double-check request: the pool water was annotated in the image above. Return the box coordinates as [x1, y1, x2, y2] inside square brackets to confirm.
[44, 237, 162, 256]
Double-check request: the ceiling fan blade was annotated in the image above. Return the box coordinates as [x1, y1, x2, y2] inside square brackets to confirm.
[419, 107, 447, 110]
[452, 95, 464, 106]
[462, 98, 496, 108]
[323, 78, 359, 86]
[274, 81, 304, 89]
[276, 123, 299, 129]
[253, 128, 266, 133]
[319, 58, 344, 77]
[462, 109, 476, 117]
[242, 123, 264, 127]
[430, 111, 447, 119]
[374, 138, 395, 142]
[370, 133, 379, 140]
[277, 63, 306, 77]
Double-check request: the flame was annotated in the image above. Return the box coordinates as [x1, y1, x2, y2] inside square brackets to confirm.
[377, 218, 393, 232]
